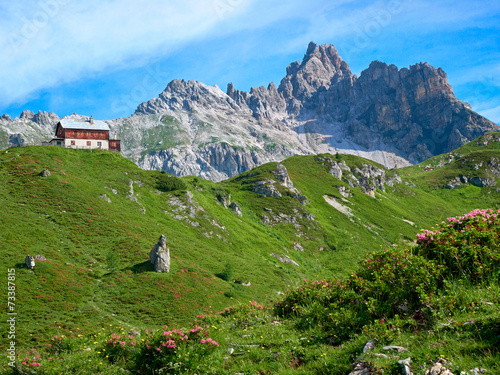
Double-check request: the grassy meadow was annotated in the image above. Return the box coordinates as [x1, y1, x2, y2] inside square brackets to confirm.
[1, 133, 499, 373]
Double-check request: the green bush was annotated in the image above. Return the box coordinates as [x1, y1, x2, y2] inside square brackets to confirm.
[155, 172, 187, 192]
[106, 251, 118, 273]
[215, 262, 233, 282]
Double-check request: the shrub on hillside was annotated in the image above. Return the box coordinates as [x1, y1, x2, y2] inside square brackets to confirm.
[416, 208, 500, 283]
[275, 208, 500, 339]
[102, 326, 218, 373]
[275, 248, 443, 339]
[215, 262, 233, 282]
[155, 172, 187, 192]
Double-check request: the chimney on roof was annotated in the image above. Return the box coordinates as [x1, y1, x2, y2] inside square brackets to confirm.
[89, 116, 94, 124]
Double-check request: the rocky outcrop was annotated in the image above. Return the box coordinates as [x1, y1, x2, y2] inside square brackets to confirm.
[348, 361, 372, 375]
[272, 163, 295, 191]
[338, 186, 353, 198]
[149, 235, 170, 273]
[329, 162, 343, 180]
[470, 177, 496, 188]
[424, 360, 454, 375]
[270, 253, 299, 267]
[398, 358, 412, 375]
[217, 192, 231, 208]
[229, 202, 242, 217]
[445, 176, 468, 189]
[99, 194, 112, 203]
[252, 180, 282, 198]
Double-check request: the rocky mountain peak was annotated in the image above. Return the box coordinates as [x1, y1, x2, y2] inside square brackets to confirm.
[278, 42, 353, 114]
[20, 110, 35, 120]
[32, 111, 60, 127]
[135, 79, 238, 115]
[18, 110, 59, 126]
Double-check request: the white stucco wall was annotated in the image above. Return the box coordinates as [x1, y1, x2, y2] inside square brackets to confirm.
[64, 138, 109, 150]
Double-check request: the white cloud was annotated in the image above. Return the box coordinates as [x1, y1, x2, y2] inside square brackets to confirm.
[0, 0, 253, 106]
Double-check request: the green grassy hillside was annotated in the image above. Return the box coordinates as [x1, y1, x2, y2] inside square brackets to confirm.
[1, 133, 500, 373]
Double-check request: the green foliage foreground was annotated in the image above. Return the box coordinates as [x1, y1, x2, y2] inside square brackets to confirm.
[6, 209, 499, 374]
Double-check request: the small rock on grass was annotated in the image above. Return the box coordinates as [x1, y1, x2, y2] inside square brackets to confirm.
[383, 345, 407, 353]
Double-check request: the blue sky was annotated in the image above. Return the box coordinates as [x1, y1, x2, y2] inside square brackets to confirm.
[1, 0, 499, 123]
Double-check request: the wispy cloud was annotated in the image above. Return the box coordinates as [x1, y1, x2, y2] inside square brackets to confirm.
[0, 0, 252, 106]
[479, 105, 500, 124]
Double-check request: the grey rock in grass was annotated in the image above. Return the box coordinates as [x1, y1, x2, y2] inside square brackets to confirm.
[425, 361, 454, 375]
[461, 369, 488, 375]
[40, 169, 50, 177]
[270, 253, 299, 266]
[261, 215, 271, 225]
[470, 177, 496, 188]
[383, 345, 407, 353]
[272, 163, 295, 191]
[338, 186, 353, 198]
[25, 255, 35, 269]
[329, 162, 343, 180]
[252, 179, 282, 198]
[349, 361, 371, 375]
[229, 202, 242, 216]
[34, 254, 46, 261]
[149, 234, 170, 273]
[292, 193, 308, 205]
[217, 192, 231, 208]
[398, 357, 412, 375]
[445, 177, 462, 189]
[99, 194, 111, 203]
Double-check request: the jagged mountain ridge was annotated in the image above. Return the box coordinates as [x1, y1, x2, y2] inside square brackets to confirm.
[1, 42, 498, 181]
[128, 42, 498, 180]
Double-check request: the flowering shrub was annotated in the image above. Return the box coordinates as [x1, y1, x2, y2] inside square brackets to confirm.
[352, 247, 445, 317]
[416, 209, 500, 282]
[48, 334, 78, 354]
[275, 209, 500, 339]
[103, 332, 142, 363]
[20, 356, 42, 368]
[275, 248, 443, 340]
[101, 325, 219, 373]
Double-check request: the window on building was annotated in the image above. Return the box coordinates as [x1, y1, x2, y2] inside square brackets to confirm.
[87, 141, 91, 146]
[97, 141, 102, 148]
[71, 140, 75, 146]
[57, 142, 61, 145]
